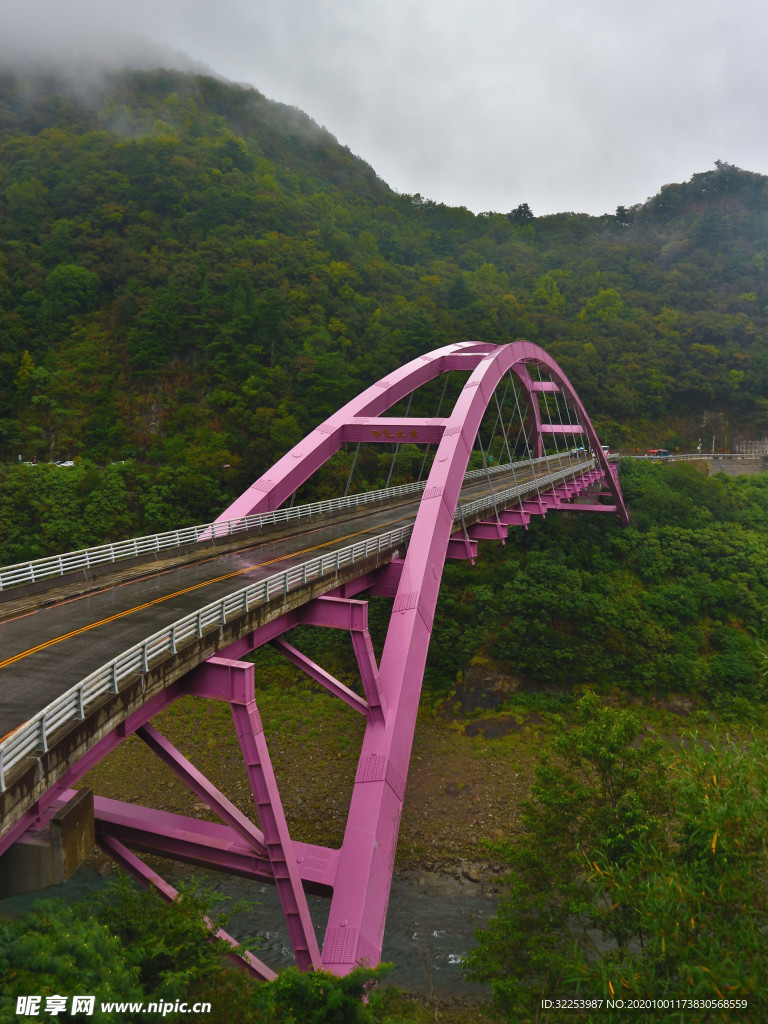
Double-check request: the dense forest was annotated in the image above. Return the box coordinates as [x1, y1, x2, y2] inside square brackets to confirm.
[1, 66, 768, 490]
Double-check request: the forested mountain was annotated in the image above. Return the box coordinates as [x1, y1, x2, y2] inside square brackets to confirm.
[3, 72, 766, 1018]
[2, 66, 768, 489]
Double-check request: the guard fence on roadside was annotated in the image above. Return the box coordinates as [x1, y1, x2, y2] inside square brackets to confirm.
[0, 455, 565, 594]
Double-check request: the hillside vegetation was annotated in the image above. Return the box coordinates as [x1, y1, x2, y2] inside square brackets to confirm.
[1, 67, 768, 491]
[2, 69, 768, 1020]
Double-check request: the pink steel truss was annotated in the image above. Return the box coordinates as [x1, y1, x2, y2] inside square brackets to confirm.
[4, 341, 627, 979]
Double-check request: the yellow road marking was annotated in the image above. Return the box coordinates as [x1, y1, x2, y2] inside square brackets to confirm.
[0, 514, 411, 672]
[0, 463, 547, 673]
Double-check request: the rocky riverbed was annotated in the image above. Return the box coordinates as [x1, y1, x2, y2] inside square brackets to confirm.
[79, 676, 549, 871]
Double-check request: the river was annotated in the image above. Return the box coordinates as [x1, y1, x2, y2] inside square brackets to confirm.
[0, 862, 496, 1002]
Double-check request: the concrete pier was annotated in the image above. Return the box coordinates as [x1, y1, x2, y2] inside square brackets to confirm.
[0, 788, 94, 897]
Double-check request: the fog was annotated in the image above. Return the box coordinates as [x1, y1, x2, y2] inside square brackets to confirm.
[1, 0, 766, 215]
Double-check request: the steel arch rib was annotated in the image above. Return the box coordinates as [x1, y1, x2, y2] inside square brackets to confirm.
[213, 340, 627, 973]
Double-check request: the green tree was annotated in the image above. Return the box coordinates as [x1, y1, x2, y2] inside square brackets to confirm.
[530, 271, 566, 314]
[508, 202, 534, 225]
[580, 735, 768, 1014]
[0, 901, 142, 1019]
[39, 264, 101, 338]
[0, 876, 394, 1024]
[465, 694, 671, 1019]
[467, 698, 768, 1022]
[578, 288, 624, 324]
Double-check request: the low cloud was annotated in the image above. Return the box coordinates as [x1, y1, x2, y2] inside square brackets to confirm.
[1, 0, 765, 215]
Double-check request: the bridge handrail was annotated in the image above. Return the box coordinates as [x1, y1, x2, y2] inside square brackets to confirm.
[0, 456, 554, 593]
[0, 457, 594, 792]
[0, 521, 412, 790]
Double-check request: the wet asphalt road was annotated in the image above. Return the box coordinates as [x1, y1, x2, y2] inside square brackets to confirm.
[0, 459, 584, 736]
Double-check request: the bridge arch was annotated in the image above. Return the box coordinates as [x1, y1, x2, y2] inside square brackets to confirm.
[215, 339, 626, 525]
[211, 339, 627, 973]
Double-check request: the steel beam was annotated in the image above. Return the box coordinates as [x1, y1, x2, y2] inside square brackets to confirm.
[136, 723, 267, 857]
[269, 639, 369, 716]
[96, 834, 277, 981]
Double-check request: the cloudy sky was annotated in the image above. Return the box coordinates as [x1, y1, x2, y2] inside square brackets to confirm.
[2, 0, 766, 216]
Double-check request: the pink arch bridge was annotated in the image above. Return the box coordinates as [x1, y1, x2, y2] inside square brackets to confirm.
[0, 341, 627, 979]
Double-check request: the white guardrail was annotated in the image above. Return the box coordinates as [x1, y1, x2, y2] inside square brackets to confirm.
[0, 456, 596, 791]
[0, 479, 426, 593]
[0, 456, 558, 594]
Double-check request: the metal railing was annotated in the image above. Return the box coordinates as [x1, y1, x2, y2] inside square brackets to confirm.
[0, 523, 412, 790]
[0, 480, 424, 593]
[0, 456, 596, 792]
[0, 455, 557, 594]
[459, 458, 595, 520]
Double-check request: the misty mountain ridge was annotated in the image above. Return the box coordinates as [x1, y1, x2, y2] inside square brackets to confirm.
[3, 65, 763, 222]
[1, 66, 766, 479]
[0, 66, 388, 202]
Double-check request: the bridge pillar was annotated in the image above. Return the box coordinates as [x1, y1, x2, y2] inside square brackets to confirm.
[0, 788, 94, 898]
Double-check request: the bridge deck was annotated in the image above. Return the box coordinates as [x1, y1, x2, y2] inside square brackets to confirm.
[0, 458, 589, 739]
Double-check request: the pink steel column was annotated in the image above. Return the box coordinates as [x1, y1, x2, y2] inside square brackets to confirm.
[296, 595, 384, 714]
[183, 653, 323, 971]
[270, 638, 370, 716]
[136, 723, 268, 857]
[231, 690, 322, 971]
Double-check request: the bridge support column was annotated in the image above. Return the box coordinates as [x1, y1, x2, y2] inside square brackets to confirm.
[97, 834, 277, 980]
[499, 508, 531, 527]
[446, 533, 478, 559]
[0, 787, 94, 898]
[189, 655, 322, 972]
[468, 518, 508, 542]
